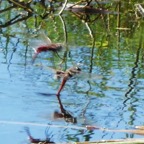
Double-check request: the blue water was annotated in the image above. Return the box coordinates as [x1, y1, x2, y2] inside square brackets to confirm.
[1, 34, 144, 143]
[0, 2, 144, 143]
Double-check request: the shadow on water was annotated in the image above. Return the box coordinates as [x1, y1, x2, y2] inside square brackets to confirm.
[54, 95, 77, 124]
[37, 92, 77, 123]
[0, 0, 144, 143]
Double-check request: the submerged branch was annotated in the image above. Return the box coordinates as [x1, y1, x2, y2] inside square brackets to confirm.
[8, 0, 33, 13]
[0, 13, 32, 28]
[0, 5, 15, 13]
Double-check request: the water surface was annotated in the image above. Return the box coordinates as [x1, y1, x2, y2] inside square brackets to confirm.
[0, 1, 144, 143]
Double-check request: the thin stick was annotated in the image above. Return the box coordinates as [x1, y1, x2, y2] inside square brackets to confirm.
[58, 0, 68, 15]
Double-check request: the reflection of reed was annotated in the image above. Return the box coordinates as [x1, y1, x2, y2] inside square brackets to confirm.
[58, 15, 68, 46]
[124, 29, 143, 101]
[116, 1, 121, 47]
[85, 22, 95, 73]
[117, 26, 143, 134]
[6, 38, 20, 75]
[58, 15, 69, 65]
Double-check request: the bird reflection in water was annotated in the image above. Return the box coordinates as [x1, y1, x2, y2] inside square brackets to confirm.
[24, 127, 54, 144]
[24, 96, 77, 143]
[53, 95, 77, 124]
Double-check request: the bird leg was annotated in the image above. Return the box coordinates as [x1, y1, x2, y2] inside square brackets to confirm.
[56, 74, 69, 96]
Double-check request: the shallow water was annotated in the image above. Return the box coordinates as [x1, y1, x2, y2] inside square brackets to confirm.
[1, 43, 144, 143]
[0, 1, 144, 143]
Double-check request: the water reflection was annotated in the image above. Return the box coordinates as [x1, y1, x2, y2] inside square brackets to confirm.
[0, 0, 144, 144]
[25, 127, 54, 144]
[54, 96, 77, 123]
[38, 91, 77, 124]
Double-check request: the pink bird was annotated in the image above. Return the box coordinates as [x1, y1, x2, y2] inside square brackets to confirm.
[30, 31, 62, 63]
[56, 66, 81, 96]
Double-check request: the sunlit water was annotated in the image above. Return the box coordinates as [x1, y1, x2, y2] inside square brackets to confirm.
[0, 2, 144, 143]
[1, 36, 144, 143]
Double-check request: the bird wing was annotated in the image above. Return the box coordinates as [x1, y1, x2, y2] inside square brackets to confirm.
[29, 31, 52, 50]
